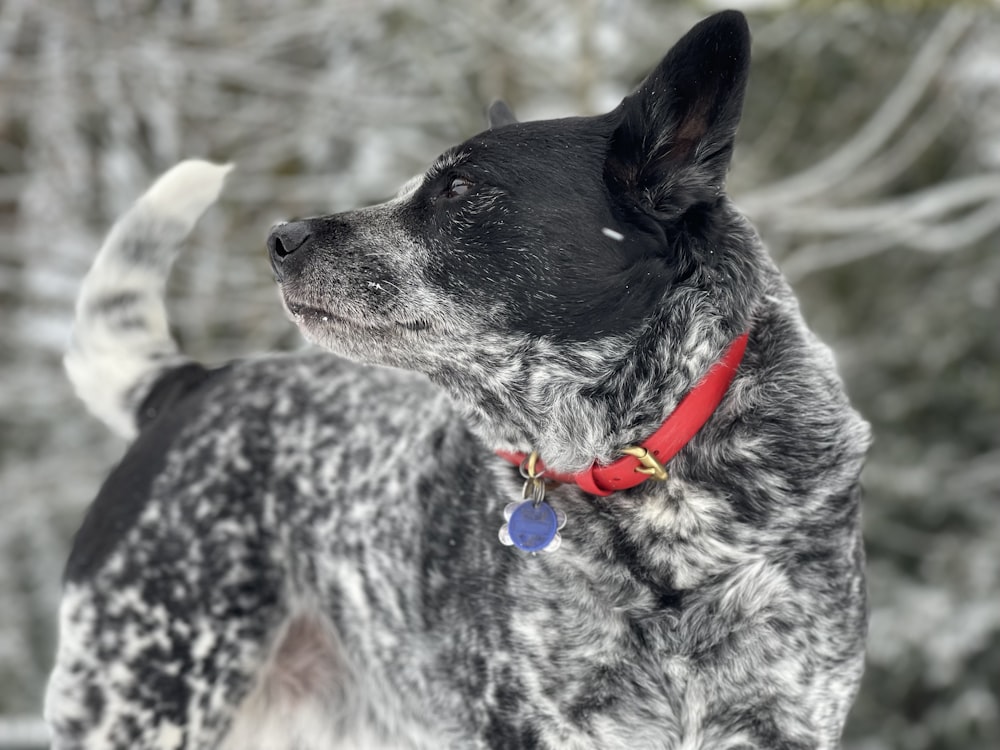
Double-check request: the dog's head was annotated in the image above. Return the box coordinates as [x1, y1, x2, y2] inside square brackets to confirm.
[268, 11, 765, 465]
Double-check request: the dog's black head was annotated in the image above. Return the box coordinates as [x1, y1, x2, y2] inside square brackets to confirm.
[268, 10, 765, 467]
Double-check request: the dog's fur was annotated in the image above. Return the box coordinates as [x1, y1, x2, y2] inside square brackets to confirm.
[47, 11, 871, 750]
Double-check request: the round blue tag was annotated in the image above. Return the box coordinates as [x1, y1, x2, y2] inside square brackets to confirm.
[507, 501, 559, 552]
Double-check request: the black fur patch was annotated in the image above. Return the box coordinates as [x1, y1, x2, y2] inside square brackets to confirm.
[64, 363, 229, 582]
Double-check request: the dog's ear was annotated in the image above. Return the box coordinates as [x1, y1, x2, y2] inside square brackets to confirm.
[605, 10, 750, 219]
[486, 99, 519, 128]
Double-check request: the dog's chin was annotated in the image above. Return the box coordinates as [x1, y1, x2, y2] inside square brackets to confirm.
[282, 297, 431, 366]
[285, 300, 366, 332]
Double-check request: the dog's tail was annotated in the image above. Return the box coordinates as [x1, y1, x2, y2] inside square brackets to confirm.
[65, 160, 233, 440]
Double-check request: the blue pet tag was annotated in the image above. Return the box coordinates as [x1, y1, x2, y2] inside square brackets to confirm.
[499, 500, 566, 553]
[499, 451, 567, 553]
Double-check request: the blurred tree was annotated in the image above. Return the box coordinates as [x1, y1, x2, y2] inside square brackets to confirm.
[0, 2, 997, 748]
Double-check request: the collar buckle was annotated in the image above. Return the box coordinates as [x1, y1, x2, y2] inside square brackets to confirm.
[620, 445, 669, 481]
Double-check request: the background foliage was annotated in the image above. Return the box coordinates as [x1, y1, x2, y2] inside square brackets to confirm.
[1, 1, 998, 748]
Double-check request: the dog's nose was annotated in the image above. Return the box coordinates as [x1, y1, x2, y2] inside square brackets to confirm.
[267, 221, 312, 279]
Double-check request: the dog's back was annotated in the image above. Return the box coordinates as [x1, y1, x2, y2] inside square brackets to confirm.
[47, 11, 870, 750]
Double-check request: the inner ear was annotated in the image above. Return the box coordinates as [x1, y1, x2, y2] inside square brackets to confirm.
[605, 10, 751, 215]
[486, 99, 519, 129]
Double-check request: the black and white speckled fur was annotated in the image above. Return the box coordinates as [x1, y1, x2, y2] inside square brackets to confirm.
[47, 11, 871, 750]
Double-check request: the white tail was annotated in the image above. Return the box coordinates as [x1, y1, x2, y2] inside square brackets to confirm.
[65, 160, 233, 439]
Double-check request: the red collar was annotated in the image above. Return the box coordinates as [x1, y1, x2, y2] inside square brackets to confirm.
[496, 332, 749, 497]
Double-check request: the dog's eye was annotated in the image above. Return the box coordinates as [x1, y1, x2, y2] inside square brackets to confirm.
[444, 177, 473, 199]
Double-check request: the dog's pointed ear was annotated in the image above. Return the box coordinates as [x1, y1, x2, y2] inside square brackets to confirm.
[605, 10, 750, 218]
[486, 99, 519, 129]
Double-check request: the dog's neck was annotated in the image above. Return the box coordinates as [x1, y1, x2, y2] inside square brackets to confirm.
[494, 332, 748, 494]
[434, 293, 751, 475]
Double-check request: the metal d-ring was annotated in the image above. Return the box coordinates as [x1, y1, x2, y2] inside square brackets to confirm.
[519, 451, 547, 507]
[519, 451, 543, 479]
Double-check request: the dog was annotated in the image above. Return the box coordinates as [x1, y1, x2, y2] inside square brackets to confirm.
[46, 10, 871, 749]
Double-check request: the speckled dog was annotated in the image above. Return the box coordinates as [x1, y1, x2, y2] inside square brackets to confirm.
[47, 11, 870, 750]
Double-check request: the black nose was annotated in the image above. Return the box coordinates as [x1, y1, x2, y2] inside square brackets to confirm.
[267, 221, 312, 279]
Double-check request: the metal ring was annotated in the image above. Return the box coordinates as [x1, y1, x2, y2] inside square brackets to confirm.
[521, 477, 546, 506]
[518, 451, 546, 480]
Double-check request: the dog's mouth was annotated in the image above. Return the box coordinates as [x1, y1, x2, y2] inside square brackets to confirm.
[285, 299, 431, 333]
